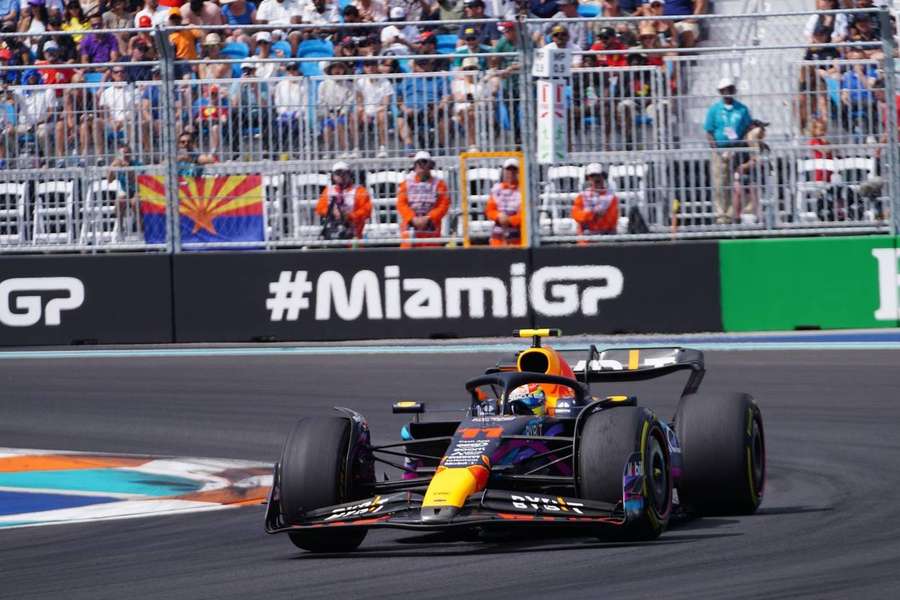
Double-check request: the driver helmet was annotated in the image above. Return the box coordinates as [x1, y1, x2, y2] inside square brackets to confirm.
[508, 383, 546, 416]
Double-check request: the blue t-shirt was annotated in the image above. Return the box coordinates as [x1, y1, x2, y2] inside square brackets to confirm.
[664, 0, 695, 16]
[704, 99, 752, 147]
[617, 0, 642, 12]
[841, 66, 877, 105]
[398, 75, 448, 111]
[222, 1, 256, 26]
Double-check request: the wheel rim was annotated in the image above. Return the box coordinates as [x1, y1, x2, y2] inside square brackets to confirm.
[646, 433, 669, 512]
[749, 416, 765, 494]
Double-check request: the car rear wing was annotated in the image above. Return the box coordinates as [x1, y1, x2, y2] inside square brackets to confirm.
[570, 347, 705, 397]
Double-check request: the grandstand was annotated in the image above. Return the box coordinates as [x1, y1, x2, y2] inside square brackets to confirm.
[0, 0, 896, 250]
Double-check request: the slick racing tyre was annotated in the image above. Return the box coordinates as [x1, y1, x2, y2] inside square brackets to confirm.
[674, 392, 765, 516]
[278, 416, 370, 552]
[578, 407, 672, 540]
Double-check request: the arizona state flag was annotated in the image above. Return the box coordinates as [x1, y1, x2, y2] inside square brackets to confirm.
[139, 175, 265, 246]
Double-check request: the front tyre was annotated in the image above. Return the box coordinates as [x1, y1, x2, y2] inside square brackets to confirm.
[578, 407, 672, 540]
[674, 392, 765, 516]
[278, 416, 369, 552]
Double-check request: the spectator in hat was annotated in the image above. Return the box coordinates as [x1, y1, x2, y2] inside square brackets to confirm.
[198, 33, 231, 79]
[229, 60, 271, 145]
[94, 63, 137, 159]
[176, 131, 217, 177]
[415, 31, 448, 70]
[485, 158, 523, 246]
[316, 160, 372, 241]
[659, 0, 706, 48]
[459, 0, 499, 45]
[128, 15, 157, 56]
[319, 60, 357, 156]
[704, 76, 753, 224]
[396, 150, 450, 247]
[544, 24, 582, 66]
[181, 0, 225, 25]
[396, 57, 451, 151]
[192, 83, 230, 155]
[256, 0, 303, 54]
[37, 39, 72, 90]
[381, 24, 413, 55]
[572, 163, 618, 238]
[798, 21, 839, 132]
[353, 0, 387, 21]
[134, 0, 169, 28]
[355, 57, 394, 158]
[804, 0, 848, 45]
[452, 55, 498, 151]
[454, 26, 492, 69]
[388, 6, 420, 42]
[250, 31, 278, 78]
[540, 0, 590, 51]
[14, 68, 62, 162]
[167, 10, 203, 77]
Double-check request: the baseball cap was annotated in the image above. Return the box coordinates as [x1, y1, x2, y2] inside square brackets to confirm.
[462, 26, 478, 38]
[750, 119, 770, 128]
[418, 30, 436, 43]
[208, 84, 220, 94]
[254, 31, 271, 43]
[43, 40, 59, 53]
[717, 76, 735, 91]
[414, 150, 433, 163]
[502, 158, 519, 169]
[550, 24, 569, 35]
[332, 161, 350, 172]
[497, 21, 514, 32]
[138, 15, 152, 27]
[461, 56, 479, 69]
[389, 6, 405, 19]
[463, 0, 484, 6]
[203, 33, 221, 46]
[381, 25, 403, 45]
[241, 61, 255, 71]
[585, 162, 605, 177]
[168, 7, 182, 18]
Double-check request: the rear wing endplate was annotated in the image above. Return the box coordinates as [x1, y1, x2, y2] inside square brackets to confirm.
[570, 347, 705, 397]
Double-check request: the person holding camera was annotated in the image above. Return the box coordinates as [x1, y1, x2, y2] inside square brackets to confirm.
[316, 161, 372, 242]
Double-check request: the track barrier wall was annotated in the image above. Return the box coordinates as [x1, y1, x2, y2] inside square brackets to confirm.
[1, 237, 897, 346]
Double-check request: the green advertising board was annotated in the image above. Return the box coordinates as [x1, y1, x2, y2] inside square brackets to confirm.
[719, 236, 900, 331]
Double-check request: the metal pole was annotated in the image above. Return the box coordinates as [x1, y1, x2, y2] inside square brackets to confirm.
[879, 7, 899, 236]
[517, 14, 541, 248]
[154, 26, 182, 253]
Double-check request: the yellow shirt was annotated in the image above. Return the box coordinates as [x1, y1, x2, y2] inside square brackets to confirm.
[168, 29, 202, 60]
[62, 18, 89, 44]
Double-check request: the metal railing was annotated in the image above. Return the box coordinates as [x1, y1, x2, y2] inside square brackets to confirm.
[0, 8, 896, 252]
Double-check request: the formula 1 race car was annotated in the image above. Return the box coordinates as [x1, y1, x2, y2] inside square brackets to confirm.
[265, 329, 765, 552]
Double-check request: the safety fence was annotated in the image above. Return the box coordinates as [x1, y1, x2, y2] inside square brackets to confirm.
[0, 8, 898, 252]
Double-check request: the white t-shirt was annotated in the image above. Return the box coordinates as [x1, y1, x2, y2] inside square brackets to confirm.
[100, 84, 136, 123]
[355, 76, 393, 116]
[274, 78, 308, 115]
[134, 6, 170, 27]
[257, 0, 302, 25]
[318, 78, 355, 113]
[15, 89, 56, 127]
[300, 0, 340, 24]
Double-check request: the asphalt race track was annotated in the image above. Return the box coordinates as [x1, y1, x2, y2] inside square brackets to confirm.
[1, 349, 899, 599]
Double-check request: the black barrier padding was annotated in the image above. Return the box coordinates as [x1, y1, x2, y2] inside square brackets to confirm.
[0, 254, 174, 346]
[173, 249, 533, 342]
[530, 242, 722, 334]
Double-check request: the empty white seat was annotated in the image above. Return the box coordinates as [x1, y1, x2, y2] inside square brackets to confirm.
[0, 182, 26, 246]
[33, 180, 76, 245]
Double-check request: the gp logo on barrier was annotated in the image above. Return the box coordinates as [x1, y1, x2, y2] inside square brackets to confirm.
[265, 263, 624, 322]
[0, 277, 85, 327]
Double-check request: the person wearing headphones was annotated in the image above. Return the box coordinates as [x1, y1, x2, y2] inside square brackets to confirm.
[316, 160, 372, 242]
[485, 158, 523, 247]
[572, 162, 619, 241]
[396, 151, 450, 248]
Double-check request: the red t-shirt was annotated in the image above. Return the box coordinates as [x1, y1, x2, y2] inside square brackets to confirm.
[809, 138, 832, 182]
[36, 61, 73, 97]
[590, 40, 627, 68]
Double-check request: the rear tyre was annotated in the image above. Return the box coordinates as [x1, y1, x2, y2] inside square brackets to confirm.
[674, 392, 765, 516]
[578, 407, 672, 540]
[278, 416, 369, 552]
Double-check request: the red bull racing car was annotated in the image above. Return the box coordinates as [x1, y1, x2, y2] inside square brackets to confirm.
[265, 329, 766, 552]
